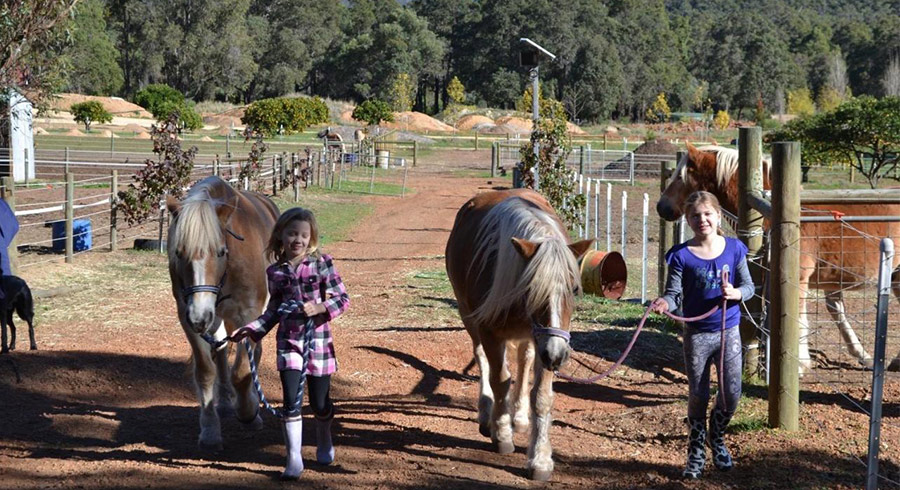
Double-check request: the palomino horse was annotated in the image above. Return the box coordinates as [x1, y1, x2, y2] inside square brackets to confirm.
[445, 189, 592, 481]
[166, 176, 279, 449]
[657, 143, 900, 371]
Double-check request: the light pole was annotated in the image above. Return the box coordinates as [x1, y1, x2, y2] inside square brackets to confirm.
[519, 38, 556, 191]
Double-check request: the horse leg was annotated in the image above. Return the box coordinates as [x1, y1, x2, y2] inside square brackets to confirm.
[230, 327, 263, 429]
[207, 320, 237, 419]
[825, 291, 873, 369]
[472, 342, 494, 438]
[512, 339, 534, 434]
[482, 333, 514, 454]
[527, 362, 556, 481]
[187, 331, 224, 451]
[888, 269, 900, 371]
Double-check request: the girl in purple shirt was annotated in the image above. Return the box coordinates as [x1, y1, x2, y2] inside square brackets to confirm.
[650, 191, 754, 479]
[232, 207, 349, 480]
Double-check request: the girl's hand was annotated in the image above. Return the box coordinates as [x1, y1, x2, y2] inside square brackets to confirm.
[721, 282, 742, 301]
[303, 301, 327, 317]
[230, 325, 260, 343]
[649, 297, 669, 314]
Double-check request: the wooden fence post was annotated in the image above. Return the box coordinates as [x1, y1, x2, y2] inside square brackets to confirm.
[768, 141, 801, 431]
[413, 141, 418, 167]
[1, 177, 19, 274]
[110, 170, 118, 251]
[65, 172, 74, 263]
[738, 126, 765, 377]
[658, 160, 674, 296]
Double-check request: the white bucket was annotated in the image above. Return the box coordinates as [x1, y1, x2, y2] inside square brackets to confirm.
[376, 150, 390, 169]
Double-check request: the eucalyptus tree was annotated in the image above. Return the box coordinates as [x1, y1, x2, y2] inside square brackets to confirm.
[65, 0, 124, 96]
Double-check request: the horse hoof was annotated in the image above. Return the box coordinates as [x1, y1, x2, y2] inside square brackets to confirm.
[241, 413, 264, 431]
[529, 468, 553, 481]
[860, 357, 875, 370]
[513, 417, 530, 434]
[216, 404, 236, 419]
[888, 359, 900, 372]
[198, 440, 224, 453]
[496, 441, 515, 454]
[479, 423, 491, 438]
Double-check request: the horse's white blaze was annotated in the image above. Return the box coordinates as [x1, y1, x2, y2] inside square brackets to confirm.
[186, 258, 217, 331]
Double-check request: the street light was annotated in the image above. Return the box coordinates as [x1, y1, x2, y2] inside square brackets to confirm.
[519, 38, 556, 191]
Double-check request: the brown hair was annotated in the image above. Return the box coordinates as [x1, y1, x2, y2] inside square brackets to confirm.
[266, 207, 320, 262]
[682, 191, 724, 233]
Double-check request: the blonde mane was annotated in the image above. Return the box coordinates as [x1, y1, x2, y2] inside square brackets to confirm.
[169, 183, 226, 260]
[673, 145, 771, 189]
[468, 197, 580, 326]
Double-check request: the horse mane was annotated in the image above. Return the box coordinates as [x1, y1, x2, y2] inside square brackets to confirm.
[675, 145, 771, 189]
[468, 197, 580, 326]
[169, 180, 229, 259]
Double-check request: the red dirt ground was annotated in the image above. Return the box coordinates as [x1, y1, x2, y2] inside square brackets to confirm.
[1, 149, 899, 489]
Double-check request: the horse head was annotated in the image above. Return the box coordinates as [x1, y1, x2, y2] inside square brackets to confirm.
[657, 142, 720, 221]
[511, 236, 593, 371]
[166, 191, 239, 335]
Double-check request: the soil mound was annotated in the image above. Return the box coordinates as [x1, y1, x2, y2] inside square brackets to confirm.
[199, 136, 215, 142]
[134, 131, 151, 139]
[122, 123, 152, 133]
[495, 116, 532, 132]
[633, 139, 679, 156]
[456, 114, 494, 131]
[383, 111, 456, 132]
[202, 114, 243, 129]
[566, 121, 586, 135]
[33, 127, 49, 135]
[64, 128, 85, 136]
[99, 129, 119, 138]
[52, 93, 153, 118]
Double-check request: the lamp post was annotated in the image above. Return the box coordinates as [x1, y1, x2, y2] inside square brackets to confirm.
[519, 38, 556, 192]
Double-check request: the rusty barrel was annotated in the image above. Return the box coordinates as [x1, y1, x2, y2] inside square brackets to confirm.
[578, 250, 627, 299]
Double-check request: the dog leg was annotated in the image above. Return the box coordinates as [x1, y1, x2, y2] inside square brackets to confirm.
[7, 312, 16, 352]
[27, 319, 36, 350]
[1, 311, 8, 354]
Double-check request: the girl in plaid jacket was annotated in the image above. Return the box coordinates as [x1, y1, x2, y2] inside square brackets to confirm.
[232, 207, 349, 480]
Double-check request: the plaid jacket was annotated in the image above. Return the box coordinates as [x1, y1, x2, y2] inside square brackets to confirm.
[244, 253, 349, 374]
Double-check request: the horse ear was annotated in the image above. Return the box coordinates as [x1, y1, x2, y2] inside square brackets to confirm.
[216, 195, 239, 224]
[568, 239, 594, 259]
[166, 195, 182, 217]
[686, 142, 703, 167]
[510, 237, 539, 259]
[709, 137, 718, 146]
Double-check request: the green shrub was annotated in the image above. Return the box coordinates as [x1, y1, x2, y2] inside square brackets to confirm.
[70, 100, 112, 132]
[241, 97, 329, 137]
[134, 84, 201, 131]
[352, 99, 394, 127]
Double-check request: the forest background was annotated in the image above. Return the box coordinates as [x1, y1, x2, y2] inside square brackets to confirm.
[9, 0, 900, 126]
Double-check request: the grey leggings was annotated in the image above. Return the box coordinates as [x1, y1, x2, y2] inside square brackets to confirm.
[683, 326, 742, 419]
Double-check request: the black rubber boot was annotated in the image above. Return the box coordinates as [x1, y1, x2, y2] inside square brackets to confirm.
[707, 408, 734, 471]
[682, 417, 707, 479]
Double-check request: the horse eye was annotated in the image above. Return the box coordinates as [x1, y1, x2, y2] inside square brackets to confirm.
[217, 247, 227, 257]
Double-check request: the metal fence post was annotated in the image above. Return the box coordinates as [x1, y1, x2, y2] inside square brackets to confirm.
[866, 238, 893, 490]
[110, 170, 118, 251]
[65, 173, 74, 263]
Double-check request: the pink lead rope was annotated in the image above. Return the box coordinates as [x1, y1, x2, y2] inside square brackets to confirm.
[557, 268, 730, 393]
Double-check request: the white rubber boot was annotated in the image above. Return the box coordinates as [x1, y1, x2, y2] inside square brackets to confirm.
[316, 415, 335, 465]
[281, 415, 304, 480]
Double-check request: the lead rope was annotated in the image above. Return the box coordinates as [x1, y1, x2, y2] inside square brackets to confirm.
[717, 268, 729, 411]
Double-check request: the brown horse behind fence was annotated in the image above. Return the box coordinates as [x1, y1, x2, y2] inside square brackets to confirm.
[445, 189, 592, 481]
[166, 176, 279, 449]
[657, 143, 900, 372]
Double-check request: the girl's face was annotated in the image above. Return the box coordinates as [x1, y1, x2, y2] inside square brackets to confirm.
[687, 202, 719, 238]
[281, 219, 312, 261]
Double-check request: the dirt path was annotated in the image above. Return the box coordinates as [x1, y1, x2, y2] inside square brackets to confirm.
[0, 149, 898, 489]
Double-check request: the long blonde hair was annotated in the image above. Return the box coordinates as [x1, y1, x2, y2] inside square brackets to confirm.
[266, 207, 320, 262]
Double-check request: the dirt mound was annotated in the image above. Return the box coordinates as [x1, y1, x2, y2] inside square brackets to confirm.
[33, 127, 49, 135]
[383, 111, 456, 132]
[98, 129, 119, 138]
[566, 121, 586, 135]
[633, 139, 679, 155]
[339, 109, 359, 124]
[122, 123, 152, 133]
[64, 128, 85, 136]
[199, 136, 215, 142]
[456, 114, 494, 131]
[134, 131, 151, 139]
[202, 114, 242, 129]
[51, 93, 153, 118]
[495, 116, 532, 132]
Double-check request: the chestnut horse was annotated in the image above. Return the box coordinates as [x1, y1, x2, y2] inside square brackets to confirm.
[445, 189, 592, 481]
[166, 176, 279, 449]
[657, 143, 900, 372]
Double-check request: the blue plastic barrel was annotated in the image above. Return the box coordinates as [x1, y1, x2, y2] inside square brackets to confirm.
[52, 219, 92, 252]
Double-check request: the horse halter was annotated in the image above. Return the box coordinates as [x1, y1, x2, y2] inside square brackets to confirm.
[180, 227, 245, 307]
[531, 320, 571, 342]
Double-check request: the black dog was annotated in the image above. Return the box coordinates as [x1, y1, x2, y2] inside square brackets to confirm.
[0, 275, 35, 353]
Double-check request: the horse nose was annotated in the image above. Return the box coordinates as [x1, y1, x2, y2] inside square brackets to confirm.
[539, 339, 570, 371]
[187, 309, 214, 332]
[656, 201, 674, 221]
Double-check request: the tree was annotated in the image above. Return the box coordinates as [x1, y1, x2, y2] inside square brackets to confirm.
[645, 93, 671, 123]
[387, 73, 415, 112]
[134, 84, 202, 131]
[352, 99, 394, 127]
[446, 76, 465, 104]
[118, 114, 198, 224]
[884, 53, 900, 97]
[70, 101, 113, 132]
[65, 0, 124, 95]
[769, 96, 900, 188]
[241, 97, 329, 137]
[787, 88, 816, 116]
